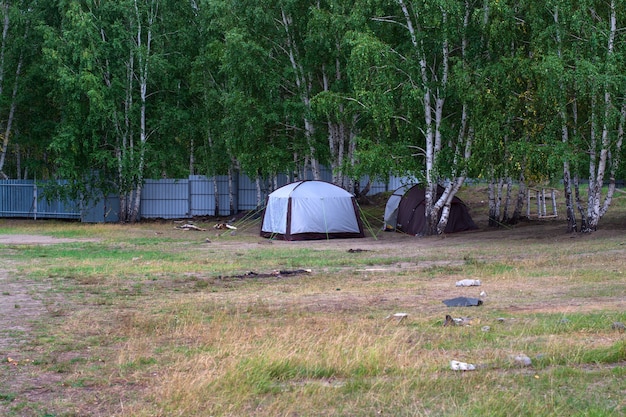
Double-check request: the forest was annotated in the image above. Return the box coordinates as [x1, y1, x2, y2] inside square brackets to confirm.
[0, 0, 624, 231]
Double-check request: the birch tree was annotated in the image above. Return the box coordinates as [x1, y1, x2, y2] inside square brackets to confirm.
[279, 3, 322, 179]
[543, 0, 625, 232]
[371, 0, 482, 235]
[306, 0, 365, 192]
[0, 0, 29, 179]
[118, 0, 158, 222]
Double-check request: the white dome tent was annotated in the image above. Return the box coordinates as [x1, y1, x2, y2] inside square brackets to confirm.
[260, 180, 365, 241]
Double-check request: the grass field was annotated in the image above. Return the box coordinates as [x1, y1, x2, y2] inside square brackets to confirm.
[0, 186, 625, 416]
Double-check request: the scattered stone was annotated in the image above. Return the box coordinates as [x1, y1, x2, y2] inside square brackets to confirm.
[455, 279, 481, 287]
[611, 322, 625, 332]
[450, 360, 476, 371]
[443, 314, 474, 326]
[220, 269, 311, 280]
[511, 354, 532, 367]
[443, 297, 483, 307]
[481, 326, 491, 332]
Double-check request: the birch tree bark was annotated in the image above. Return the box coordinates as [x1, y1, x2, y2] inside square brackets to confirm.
[0, 2, 25, 179]
[552, 0, 624, 232]
[583, 0, 621, 231]
[113, 0, 159, 222]
[396, 0, 476, 235]
[0, 49, 21, 179]
[280, 7, 321, 180]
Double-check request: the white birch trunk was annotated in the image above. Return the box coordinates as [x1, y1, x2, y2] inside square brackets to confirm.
[0, 50, 21, 178]
[128, 0, 157, 222]
[398, 0, 473, 235]
[281, 8, 320, 180]
[398, 0, 437, 233]
[0, 6, 25, 179]
[255, 176, 262, 208]
[585, 0, 617, 231]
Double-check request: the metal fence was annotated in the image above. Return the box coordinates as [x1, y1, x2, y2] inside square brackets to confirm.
[0, 174, 410, 223]
[0, 180, 81, 220]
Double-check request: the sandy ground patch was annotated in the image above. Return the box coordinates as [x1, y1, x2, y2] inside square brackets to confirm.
[0, 234, 99, 245]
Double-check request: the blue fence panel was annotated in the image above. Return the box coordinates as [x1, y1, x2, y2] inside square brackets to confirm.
[141, 179, 189, 219]
[238, 175, 261, 211]
[189, 175, 215, 216]
[81, 193, 120, 223]
[0, 180, 80, 219]
[35, 193, 81, 219]
[190, 175, 232, 217]
[0, 180, 36, 217]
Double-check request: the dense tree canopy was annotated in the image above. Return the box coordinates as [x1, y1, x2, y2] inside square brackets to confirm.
[0, 0, 623, 231]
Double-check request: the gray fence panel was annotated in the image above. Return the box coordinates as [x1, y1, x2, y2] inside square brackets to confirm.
[81, 195, 120, 223]
[189, 175, 215, 216]
[0, 180, 80, 219]
[238, 175, 261, 211]
[215, 176, 231, 216]
[187, 175, 234, 217]
[141, 179, 190, 219]
[0, 181, 36, 217]
[36, 194, 81, 219]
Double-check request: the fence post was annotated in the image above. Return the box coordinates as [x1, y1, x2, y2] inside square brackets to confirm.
[33, 182, 38, 220]
[188, 176, 193, 217]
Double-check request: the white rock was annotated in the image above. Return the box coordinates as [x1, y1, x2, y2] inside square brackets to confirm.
[456, 279, 481, 287]
[450, 360, 476, 371]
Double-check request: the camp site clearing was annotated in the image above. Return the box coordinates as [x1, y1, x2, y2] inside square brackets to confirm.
[0, 191, 625, 417]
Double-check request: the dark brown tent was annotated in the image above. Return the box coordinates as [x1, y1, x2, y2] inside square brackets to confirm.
[388, 185, 478, 235]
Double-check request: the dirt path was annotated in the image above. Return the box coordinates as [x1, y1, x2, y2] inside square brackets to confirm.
[0, 268, 47, 353]
[0, 235, 96, 415]
[0, 234, 99, 245]
[0, 233, 97, 352]
[0, 264, 60, 415]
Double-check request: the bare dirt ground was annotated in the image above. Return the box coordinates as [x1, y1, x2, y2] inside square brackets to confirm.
[0, 235, 95, 354]
[0, 235, 101, 416]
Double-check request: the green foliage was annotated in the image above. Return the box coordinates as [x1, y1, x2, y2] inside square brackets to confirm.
[0, 0, 625, 229]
